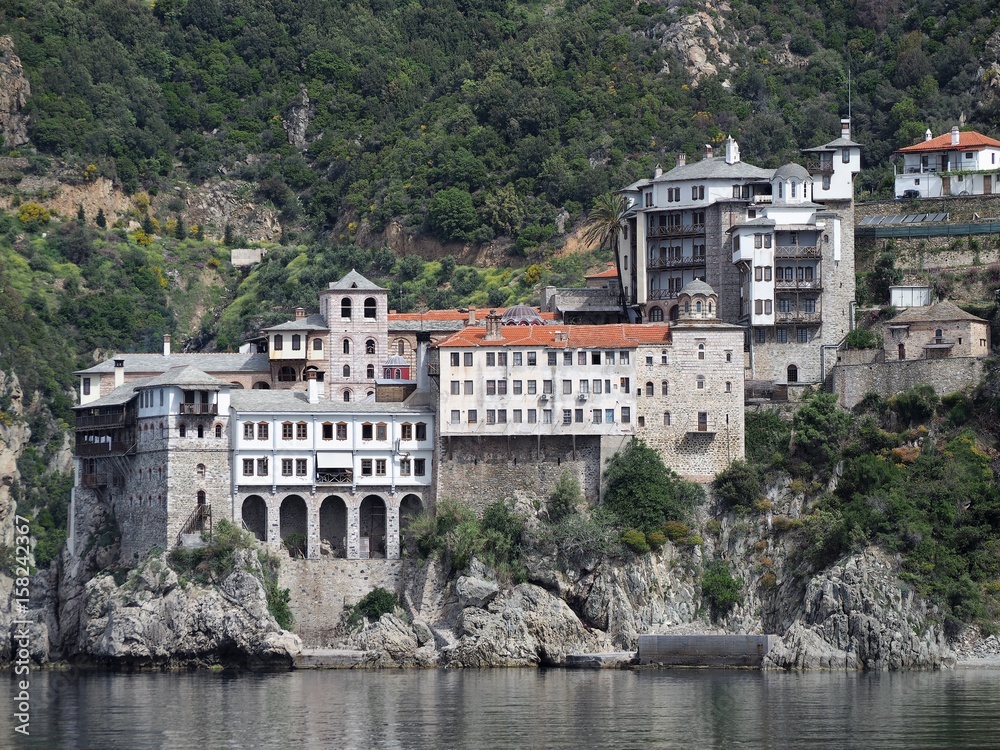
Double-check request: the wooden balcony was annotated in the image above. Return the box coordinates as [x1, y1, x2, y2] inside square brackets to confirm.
[774, 245, 821, 259]
[774, 278, 822, 291]
[647, 255, 707, 270]
[647, 224, 706, 238]
[179, 403, 218, 415]
[775, 311, 822, 324]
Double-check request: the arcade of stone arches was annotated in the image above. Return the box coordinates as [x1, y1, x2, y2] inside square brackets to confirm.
[239, 491, 424, 560]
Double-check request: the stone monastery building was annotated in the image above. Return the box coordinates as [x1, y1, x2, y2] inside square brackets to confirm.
[616, 120, 861, 385]
[72, 271, 743, 563]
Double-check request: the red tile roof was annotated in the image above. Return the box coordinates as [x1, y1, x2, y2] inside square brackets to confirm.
[897, 130, 1000, 154]
[586, 263, 619, 280]
[436, 324, 671, 349]
[389, 307, 556, 323]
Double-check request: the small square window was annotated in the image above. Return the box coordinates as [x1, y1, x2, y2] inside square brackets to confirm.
[513, 352, 522, 366]
[296, 459, 307, 476]
[464, 352, 473, 367]
[528, 409, 537, 424]
[450, 352, 460, 367]
[527, 352, 537, 366]
[414, 459, 426, 476]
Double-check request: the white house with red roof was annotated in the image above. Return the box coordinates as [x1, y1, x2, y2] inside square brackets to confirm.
[895, 126, 1000, 198]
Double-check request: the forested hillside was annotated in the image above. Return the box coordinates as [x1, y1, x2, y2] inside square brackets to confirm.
[3, 0, 1000, 250]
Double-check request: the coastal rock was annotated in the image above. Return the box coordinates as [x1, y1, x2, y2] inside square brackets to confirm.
[79, 550, 301, 667]
[454, 575, 499, 608]
[445, 583, 602, 667]
[357, 614, 438, 668]
[764, 548, 953, 670]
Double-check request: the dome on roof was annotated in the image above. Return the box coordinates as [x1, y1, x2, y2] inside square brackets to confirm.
[772, 163, 812, 182]
[678, 279, 716, 298]
[501, 303, 544, 326]
[383, 355, 408, 366]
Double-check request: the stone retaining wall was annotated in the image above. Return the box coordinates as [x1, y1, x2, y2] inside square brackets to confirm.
[830, 357, 985, 409]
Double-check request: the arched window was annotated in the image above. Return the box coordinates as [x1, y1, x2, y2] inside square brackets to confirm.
[684, 302, 690, 313]
[645, 382, 654, 397]
[661, 380, 669, 396]
[395, 368, 401, 379]
[197, 424, 204, 438]
[179, 424, 187, 437]
[696, 375, 705, 390]
[698, 343, 705, 360]
[935, 328, 943, 341]
[663, 412, 671, 426]
[696, 301, 702, 313]
[709, 302, 714, 314]
[343, 389, 352, 402]
[367, 364, 375, 378]
[364, 297, 377, 319]
[197, 490, 207, 505]
[273, 334, 283, 351]
[343, 339, 351, 354]
[279, 366, 297, 382]
[313, 338, 323, 351]
[649, 307, 664, 322]
[341, 298, 352, 318]
[397, 340, 405, 356]
[197, 464, 206, 478]
[787, 364, 798, 383]
[343, 364, 351, 377]
[215, 424, 222, 438]
[366, 339, 376, 355]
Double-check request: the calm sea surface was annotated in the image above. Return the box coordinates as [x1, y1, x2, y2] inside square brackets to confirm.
[1, 667, 998, 749]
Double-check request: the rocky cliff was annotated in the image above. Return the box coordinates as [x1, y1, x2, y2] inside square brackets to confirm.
[0, 36, 30, 149]
[331, 499, 956, 671]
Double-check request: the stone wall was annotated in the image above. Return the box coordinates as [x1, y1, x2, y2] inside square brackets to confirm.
[278, 558, 408, 646]
[830, 357, 985, 409]
[436, 434, 603, 513]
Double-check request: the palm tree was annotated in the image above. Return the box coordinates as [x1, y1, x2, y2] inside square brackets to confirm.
[583, 192, 634, 321]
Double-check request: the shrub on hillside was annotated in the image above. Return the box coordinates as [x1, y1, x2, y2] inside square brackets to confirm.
[712, 460, 764, 513]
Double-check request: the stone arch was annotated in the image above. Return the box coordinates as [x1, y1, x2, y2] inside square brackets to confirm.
[252, 381, 271, 389]
[229, 381, 244, 389]
[320, 495, 348, 558]
[668, 304, 679, 321]
[399, 495, 423, 548]
[280, 495, 308, 558]
[360, 494, 387, 559]
[278, 366, 297, 382]
[364, 297, 377, 318]
[242, 495, 267, 541]
[648, 306, 664, 322]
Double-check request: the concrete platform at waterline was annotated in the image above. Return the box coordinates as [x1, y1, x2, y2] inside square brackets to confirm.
[634, 635, 780, 668]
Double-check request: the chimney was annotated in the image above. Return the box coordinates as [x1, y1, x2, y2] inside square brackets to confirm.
[952, 125, 960, 146]
[295, 307, 306, 320]
[725, 136, 740, 165]
[306, 369, 319, 404]
[704, 144, 713, 160]
[677, 152, 686, 167]
[484, 310, 503, 341]
[554, 330, 568, 343]
[416, 332, 431, 392]
[653, 163, 662, 179]
[114, 359, 125, 388]
[840, 118, 851, 141]
[925, 127, 933, 142]
[163, 334, 171, 357]
[467, 308, 477, 326]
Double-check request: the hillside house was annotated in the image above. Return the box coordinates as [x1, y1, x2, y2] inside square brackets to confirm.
[895, 127, 1000, 199]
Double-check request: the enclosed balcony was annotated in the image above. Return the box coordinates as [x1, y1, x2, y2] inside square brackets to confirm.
[774, 244, 821, 259]
[647, 223, 706, 238]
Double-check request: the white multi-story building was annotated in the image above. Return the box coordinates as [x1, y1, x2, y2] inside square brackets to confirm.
[616, 120, 861, 385]
[895, 126, 1000, 199]
[72, 271, 434, 561]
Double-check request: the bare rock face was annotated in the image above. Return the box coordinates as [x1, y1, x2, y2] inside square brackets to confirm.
[356, 614, 439, 668]
[283, 85, 314, 150]
[763, 548, 953, 670]
[0, 36, 30, 148]
[444, 583, 602, 667]
[78, 550, 301, 668]
[653, 1, 732, 83]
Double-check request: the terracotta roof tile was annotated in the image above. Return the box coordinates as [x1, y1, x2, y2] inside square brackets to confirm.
[436, 324, 671, 349]
[389, 307, 556, 323]
[897, 130, 1000, 153]
[585, 263, 619, 279]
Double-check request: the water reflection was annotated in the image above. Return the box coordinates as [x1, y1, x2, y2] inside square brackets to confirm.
[3, 667, 999, 749]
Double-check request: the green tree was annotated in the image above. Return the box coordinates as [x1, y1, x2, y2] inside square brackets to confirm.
[428, 188, 479, 242]
[603, 438, 703, 532]
[712, 460, 764, 513]
[548, 471, 581, 522]
[95, 208, 107, 229]
[76, 203, 85, 223]
[582, 193, 631, 319]
[702, 561, 742, 620]
[869, 247, 902, 304]
[792, 391, 852, 472]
